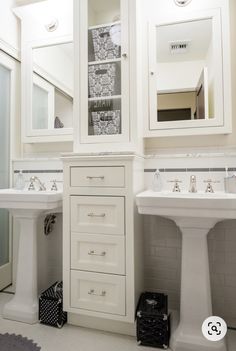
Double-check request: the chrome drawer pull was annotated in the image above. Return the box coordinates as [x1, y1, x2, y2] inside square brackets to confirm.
[86, 176, 105, 180]
[88, 289, 106, 297]
[87, 213, 106, 218]
[88, 250, 106, 257]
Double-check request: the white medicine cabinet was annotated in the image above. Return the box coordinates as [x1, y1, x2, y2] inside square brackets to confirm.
[145, 5, 232, 137]
[75, 0, 131, 149]
[14, 0, 74, 143]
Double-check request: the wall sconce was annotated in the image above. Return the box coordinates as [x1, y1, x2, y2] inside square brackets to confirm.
[174, 0, 192, 6]
[45, 17, 59, 32]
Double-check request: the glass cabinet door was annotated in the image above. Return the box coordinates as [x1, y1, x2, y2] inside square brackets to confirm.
[80, 0, 129, 143]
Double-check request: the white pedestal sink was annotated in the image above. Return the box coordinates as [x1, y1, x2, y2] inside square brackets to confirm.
[136, 190, 236, 351]
[0, 189, 62, 324]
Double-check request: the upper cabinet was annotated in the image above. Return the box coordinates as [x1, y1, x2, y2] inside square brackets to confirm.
[74, 0, 142, 153]
[14, 0, 74, 143]
[144, 0, 232, 137]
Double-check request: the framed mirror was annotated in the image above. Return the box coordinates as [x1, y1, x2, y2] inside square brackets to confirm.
[29, 41, 74, 139]
[147, 9, 232, 137]
[13, 0, 73, 143]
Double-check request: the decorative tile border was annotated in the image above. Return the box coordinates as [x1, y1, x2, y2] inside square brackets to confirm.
[14, 170, 63, 174]
[144, 168, 236, 173]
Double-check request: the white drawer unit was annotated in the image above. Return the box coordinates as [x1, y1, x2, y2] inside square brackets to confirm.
[71, 233, 125, 274]
[70, 166, 125, 188]
[70, 196, 125, 235]
[71, 270, 126, 316]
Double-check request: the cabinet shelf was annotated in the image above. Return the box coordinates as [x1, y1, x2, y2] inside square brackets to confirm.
[88, 21, 121, 31]
[88, 95, 121, 102]
[88, 58, 121, 65]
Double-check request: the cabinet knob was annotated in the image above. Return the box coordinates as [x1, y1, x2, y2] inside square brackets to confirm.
[122, 53, 128, 58]
[150, 71, 155, 76]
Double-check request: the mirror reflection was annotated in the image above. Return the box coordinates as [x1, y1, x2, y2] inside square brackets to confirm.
[32, 42, 73, 131]
[156, 18, 213, 122]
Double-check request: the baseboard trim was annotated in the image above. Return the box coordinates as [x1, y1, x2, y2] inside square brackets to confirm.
[68, 313, 136, 337]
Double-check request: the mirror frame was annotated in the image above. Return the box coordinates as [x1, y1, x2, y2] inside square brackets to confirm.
[22, 35, 73, 142]
[146, 8, 232, 137]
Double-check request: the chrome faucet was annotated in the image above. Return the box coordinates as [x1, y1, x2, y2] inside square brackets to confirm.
[189, 175, 197, 193]
[28, 176, 46, 191]
[168, 179, 182, 192]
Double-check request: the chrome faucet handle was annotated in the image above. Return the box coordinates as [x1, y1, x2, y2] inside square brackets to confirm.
[204, 179, 220, 193]
[28, 177, 36, 191]
[168, 179, 182, 192]
[189, 175, 197, 193]
[50, 180, 58, 191]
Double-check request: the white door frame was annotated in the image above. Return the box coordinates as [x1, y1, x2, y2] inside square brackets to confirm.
[0, 50, 18, 291]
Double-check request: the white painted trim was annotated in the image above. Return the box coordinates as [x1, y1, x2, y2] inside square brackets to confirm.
[68, 313, 136, 336]
[0, 38, 20, 61]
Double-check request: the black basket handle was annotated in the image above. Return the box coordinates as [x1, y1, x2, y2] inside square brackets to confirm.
[95, 69, 108, 75]
[99, 31, 110, 38]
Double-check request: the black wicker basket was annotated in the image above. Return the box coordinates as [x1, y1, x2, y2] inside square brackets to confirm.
[136, 292, 170, 349]
[39, 281, 67, 328]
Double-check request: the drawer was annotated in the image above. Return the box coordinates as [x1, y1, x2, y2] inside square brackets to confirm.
[71, 233, 125, 274]
[70, 166, 125, 188]
[70, 196, 125, 235]
[71, 271, 126, 316]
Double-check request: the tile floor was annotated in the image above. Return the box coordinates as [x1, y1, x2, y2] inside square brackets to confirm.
[0, 292, 236, 351]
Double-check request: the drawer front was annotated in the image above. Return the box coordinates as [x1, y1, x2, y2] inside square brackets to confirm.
[70, 166, 125, 188]
[71, 271, 126, 315]
[71, 196, 125, 235]
[71, 233, 125, 274]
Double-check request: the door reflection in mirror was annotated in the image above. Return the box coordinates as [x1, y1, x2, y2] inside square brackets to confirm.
[32, 42, 74, 131]
[156, 18, 212, 122]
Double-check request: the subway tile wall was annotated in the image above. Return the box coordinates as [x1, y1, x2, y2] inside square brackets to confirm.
[144, 151, 236, 327]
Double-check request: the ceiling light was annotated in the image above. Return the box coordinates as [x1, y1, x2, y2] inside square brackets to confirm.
[174, 0, 192, 6]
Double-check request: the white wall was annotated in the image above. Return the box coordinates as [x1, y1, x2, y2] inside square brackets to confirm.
[0, 0, 20, 58]
[157, 60, 205, 92]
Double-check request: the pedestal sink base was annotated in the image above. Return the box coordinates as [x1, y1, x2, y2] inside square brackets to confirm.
[171, 327, 227, 351]
[170, 218, 227, 351]
[3, 299, 38, 324]
[3, 211, 39, 324]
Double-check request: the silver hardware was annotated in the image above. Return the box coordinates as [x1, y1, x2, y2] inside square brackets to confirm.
[86, 176, 105, 180]
[168, 180, 182, 192]
[122, 53, 128, 58]
[28, 176, 46, 191]
[50, 180, 58, 191]
[204, 179, 220, 193]
[88, 250, 106, 257]
[150, 71, 155, 76]
[28, 179, 35, 191]
[88, 213, 106, 218]
[189, 175, 197, 193]
[88, 289, 106, 297]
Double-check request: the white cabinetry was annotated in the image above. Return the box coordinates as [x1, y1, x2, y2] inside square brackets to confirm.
[74, 0, 143, 153]
[62, 154, 144, 331]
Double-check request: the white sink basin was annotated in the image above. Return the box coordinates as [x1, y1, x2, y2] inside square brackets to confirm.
[136, 190, 236, 220]
[0, 189, 62, 210]
[0, 188, 63, 324]
[136, 190, 232, 351]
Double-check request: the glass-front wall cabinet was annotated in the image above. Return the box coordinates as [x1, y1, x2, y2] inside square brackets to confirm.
[80, 0, 129, 144]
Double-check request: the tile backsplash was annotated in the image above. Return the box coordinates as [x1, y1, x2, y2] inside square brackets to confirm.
[143, 151, 236, 327]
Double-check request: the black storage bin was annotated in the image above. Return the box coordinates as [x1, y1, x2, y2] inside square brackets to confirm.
[136, 292, 170, 349]
[39, 281, 67, 328]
